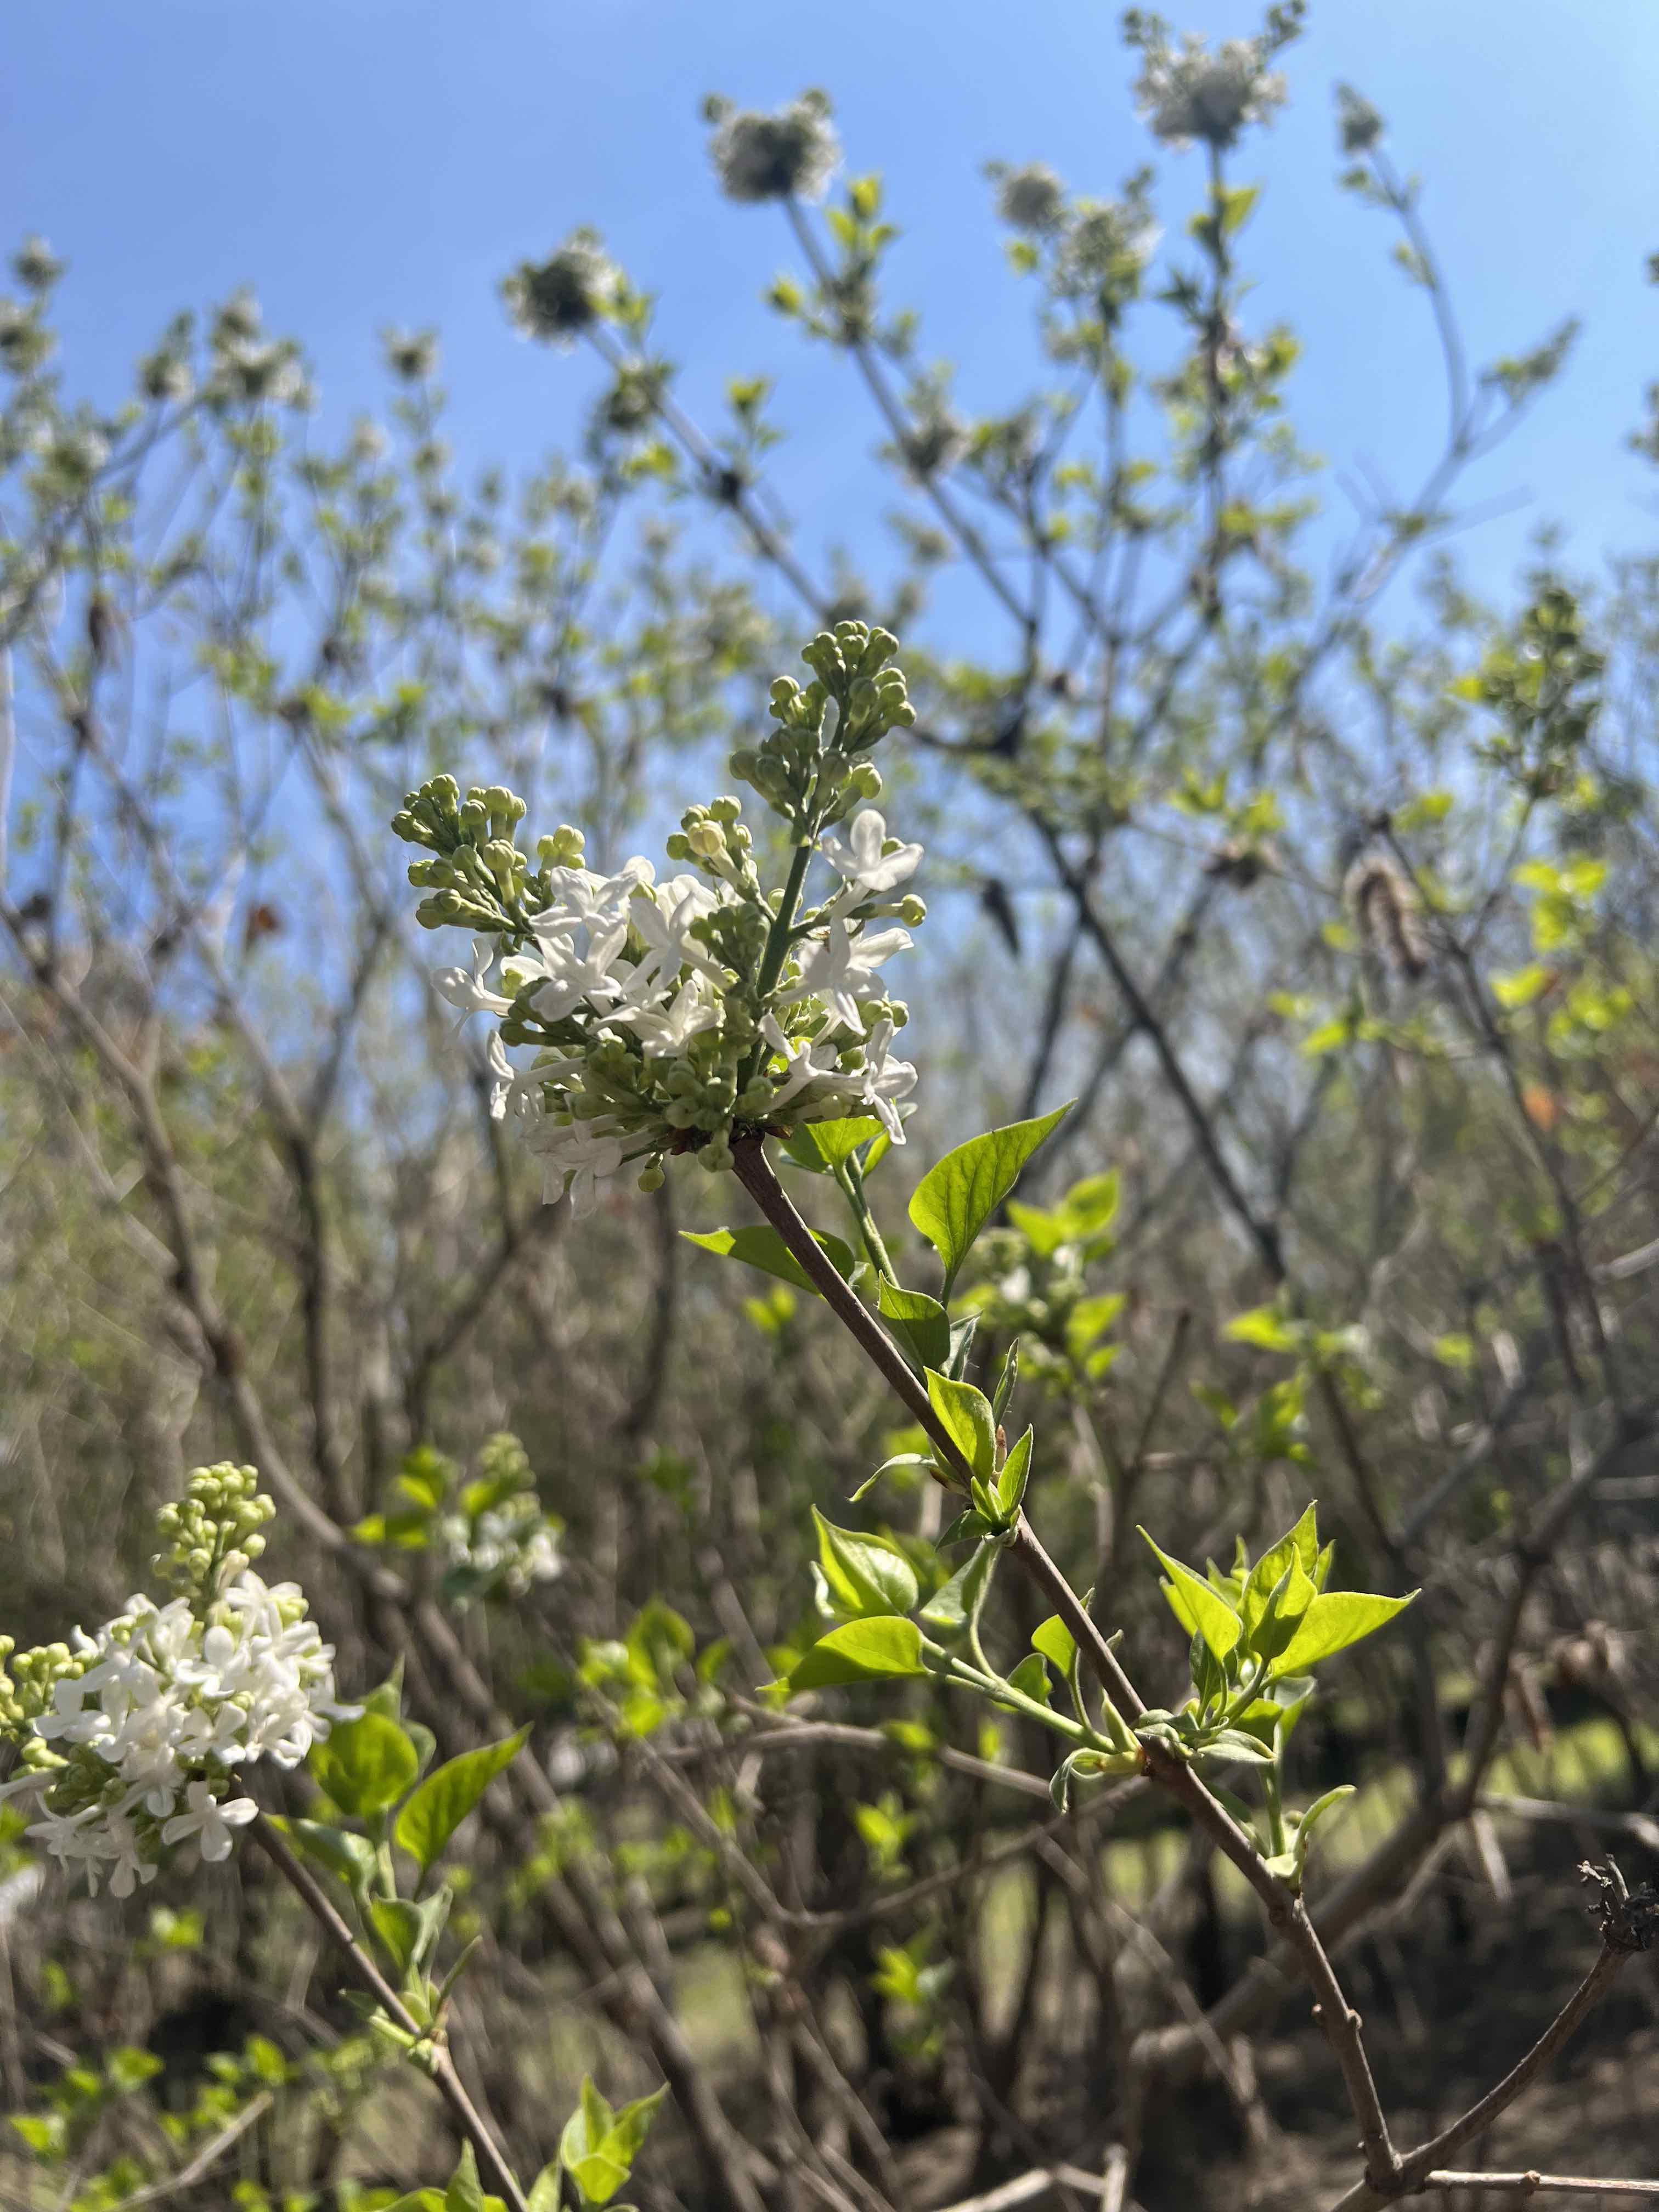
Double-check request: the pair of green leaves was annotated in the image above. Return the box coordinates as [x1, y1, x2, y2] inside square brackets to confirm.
[792, 1511, 930, 1691]
[303, 1705, 528, 1882]
[547, 2076, 668, 2209]
[1139, 1503, 1415, 1700]
[1006, 1168, 1120, 1260]
[927, 1369, 1033, 1537]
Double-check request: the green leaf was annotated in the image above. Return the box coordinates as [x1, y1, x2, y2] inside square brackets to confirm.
[782, 1116, 883, 1172]
[106, 2046, 163, 2092]
[273, 1817, 379, 1896]
[877, 1280, 951, 1370]
[1049, 1743, 1138, 1810]
[383, 2196, 446, 2212]
[1272, 1589, 1417, 1675]
[370, 1889, 452, 1978]
[309, 1710, 421, 1820]
[557, 2076, 665, 2208]
[1290, 1784, 1354, 1880]
[994, 1426, 1035, 1520]
[447, 2143, 494, 2212]
[526, 2166, 563, 2212]
[1244, 1556, 1317, 1663]
[680, 1223, 856, 1300]
[1031, 1615, 1077, 1677]
[10, 2112, 67, 2158]
[1241, 1503, 1321, 1640]
[907, 1102, 1073, 1294]
[1223, 1305, 1300, 1352]
[811, 1507, 919, 1618]
[1001, 1651, 1051, 1709]
[1493, 962, 1553, 1009]
[1066, 1292, 1125, 1361]
[393, 1716, 528, 1876]
[925, 1369, 996, 1480]
[1138, 1530, 1243, 1662]
[1195, 1727, 1276, 1765]
[789, 1617, 928, 1690]
[850, 1451, 933, 1501]
[919, 1543, 1001, 1639]
[600, 2086, 668, 2170]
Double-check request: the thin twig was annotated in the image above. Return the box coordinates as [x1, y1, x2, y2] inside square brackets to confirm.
[105, 2094, 273, 2212]
[1422, 2176, 1659, 2199]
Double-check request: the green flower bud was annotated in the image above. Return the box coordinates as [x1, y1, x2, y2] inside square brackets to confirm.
[538, 825, 586, 867]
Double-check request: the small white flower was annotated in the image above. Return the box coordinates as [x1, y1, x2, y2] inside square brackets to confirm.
[761, 1015, 843, 1113]
[528, 1117, 628, 1215]
[855, 1018, 917, 1143]
[160, 1779, 258, 1863]
[524, 921, 631, 1022]
[821, 811, 923, 898]
[614, 974, 722, 1058]
[435, 940, 514, 1020]
[788, 922, 911, 1035]
[619, 874, 725, 999]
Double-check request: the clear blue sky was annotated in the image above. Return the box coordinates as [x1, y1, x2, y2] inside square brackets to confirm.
[6, 0, 1659, 635]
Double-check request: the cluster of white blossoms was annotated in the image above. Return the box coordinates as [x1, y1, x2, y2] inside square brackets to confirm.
[439, 1497, 563, 1601]
[0, 1466, 355, 1898]
[432, 1434, 565, 1606]
[704, 89, 840, 206]
[397, 623, 926, 1216]
[1127, 15, 1293, 151]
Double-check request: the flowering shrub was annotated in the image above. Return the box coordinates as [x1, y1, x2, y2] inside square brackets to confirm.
[3, 4, 1659, 2207]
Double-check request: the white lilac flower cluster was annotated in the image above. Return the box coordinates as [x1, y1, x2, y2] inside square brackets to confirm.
[440, 1498, 563, 1602]
[501, 228, 621, 347]
[1125, 9, 1298, 151]
[396, 622, 925, 1216]
[704, 89, 840, 205]
[0, 1465, 355, 1898]
[433, 1434, 564, 1607]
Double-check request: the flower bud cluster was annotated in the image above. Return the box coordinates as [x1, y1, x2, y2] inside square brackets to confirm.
[0, 1468, 356, 1898]
[729, 624, 915, 831]
[392, 780, 533, 935]
[394, 623, 926, 1214]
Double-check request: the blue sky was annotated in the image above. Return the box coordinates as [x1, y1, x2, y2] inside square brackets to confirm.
[6, 0, 1659, 639]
